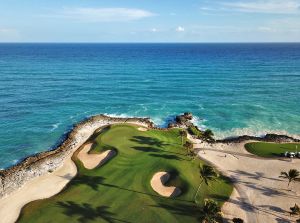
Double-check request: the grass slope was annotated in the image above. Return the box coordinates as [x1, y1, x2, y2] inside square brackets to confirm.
[245, 142, 300, 158]
[18, 124, 232, 223]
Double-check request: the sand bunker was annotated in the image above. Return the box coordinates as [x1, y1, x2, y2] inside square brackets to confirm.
[78, 143, 116, 169]
[150, 172, 181, 197]
[138, 127, 148, 131]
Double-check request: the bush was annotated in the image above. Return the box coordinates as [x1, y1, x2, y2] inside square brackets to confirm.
[187, 125, 202, 138]
[232, 218, 244, 223]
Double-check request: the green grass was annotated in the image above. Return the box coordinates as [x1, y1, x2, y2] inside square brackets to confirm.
[245, 142, 300, 158]
[18, 124, 232, 223]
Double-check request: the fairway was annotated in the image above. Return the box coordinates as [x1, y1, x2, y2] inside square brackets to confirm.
[245, 142, 300, 158]
[18, 124, 232, 223]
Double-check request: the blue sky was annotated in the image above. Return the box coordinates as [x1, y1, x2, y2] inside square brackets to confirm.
[0, 0, 300, 42]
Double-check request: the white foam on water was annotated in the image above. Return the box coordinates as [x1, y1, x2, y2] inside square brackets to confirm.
[103, 113, 149, 119]
[12, 159, 18, 164]
[152, 116, 165, 126]
[103, 113, 131, 118]
[213, 127, 300, 140]
[191, 115, 207, 130]
[50, 122, 61, 132]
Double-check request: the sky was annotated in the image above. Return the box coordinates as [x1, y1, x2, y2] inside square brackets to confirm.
[0, 0, 300, 42]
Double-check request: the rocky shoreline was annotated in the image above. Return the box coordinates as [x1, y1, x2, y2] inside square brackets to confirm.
[215, 133, 300, 144]
[0, 115, 153, 198]
[0, 113, 299, 198]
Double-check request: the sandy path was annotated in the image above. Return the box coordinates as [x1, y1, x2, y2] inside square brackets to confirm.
[138, 127, 148, 132]
[0, 153, 77, 223]
[150, 172, 181, 197]
[191, 137, 300, 223]
[77, 143, 116, 169]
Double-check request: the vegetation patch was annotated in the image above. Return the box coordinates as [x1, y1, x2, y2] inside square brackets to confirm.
[187, 125, 203, 138]
[18, 124, 232, 223]
[245, 142, 300, 158]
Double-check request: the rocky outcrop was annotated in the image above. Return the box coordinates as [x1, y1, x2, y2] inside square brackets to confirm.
[0, 115, 153, 198]
[168, 112, 195, 128]
[216, 133, 300, 144]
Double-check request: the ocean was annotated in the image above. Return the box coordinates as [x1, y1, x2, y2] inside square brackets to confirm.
[0, 43, 299, 169]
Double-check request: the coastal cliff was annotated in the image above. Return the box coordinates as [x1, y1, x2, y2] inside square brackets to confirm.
[0, 115, 153, 198]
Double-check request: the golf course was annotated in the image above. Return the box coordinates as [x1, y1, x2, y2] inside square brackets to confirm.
[17, 124, 232, 223]
[245, 142, 300, 158]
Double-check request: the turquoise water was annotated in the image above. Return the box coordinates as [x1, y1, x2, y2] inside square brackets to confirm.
[0, 43, 299, 169]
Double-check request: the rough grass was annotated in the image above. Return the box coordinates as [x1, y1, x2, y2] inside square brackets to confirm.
[18, 124, 232, 223]
[245, 142, 300, 158]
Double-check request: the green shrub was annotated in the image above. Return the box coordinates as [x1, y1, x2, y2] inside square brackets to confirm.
[187, 125, 203, 138]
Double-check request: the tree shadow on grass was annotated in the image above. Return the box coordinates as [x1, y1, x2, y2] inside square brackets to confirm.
[57, 201, 131, 223]
[99, 182, 192, 203]
[149, 153, 189, 161]
[132, 146, 187, 157]
[131, 146, 161, 153]
[70, 175, 106, 191]
[149, 202, 201, 219]
[131, 136, 169, 147]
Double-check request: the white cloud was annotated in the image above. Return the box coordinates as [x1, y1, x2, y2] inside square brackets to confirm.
[54, 7, 155, 22]
[222, 0, 300, 14]
[150, 28, 158, 32]
[176, 26, 185, 32]
[0, 28, 15, 33]
[258, 26, 274, 32]
[0, 28, 20, 41]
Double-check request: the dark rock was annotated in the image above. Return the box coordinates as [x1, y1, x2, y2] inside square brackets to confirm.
[168, 123, 176, 128]
[183, 112, 193, 120]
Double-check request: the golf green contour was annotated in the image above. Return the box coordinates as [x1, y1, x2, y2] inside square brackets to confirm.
[17, 124, 232, 223]
[245, 142, 300, 158]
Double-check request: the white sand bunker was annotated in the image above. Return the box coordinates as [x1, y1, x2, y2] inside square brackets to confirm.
[150, 172, 181, 197]
[78, 143, 116, 169]
[138, 127, 148, 131]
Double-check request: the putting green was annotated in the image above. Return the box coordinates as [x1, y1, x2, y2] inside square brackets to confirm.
[18, 124, 232, 223]
[245, 142, 300, 158]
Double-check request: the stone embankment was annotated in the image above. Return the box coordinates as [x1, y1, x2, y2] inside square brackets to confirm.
[0, 115, 152, 198]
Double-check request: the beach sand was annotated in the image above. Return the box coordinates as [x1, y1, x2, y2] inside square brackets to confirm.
[192, 138, 300, 223]
[0, 152, 77, 223]
[137, 127, 148, 132]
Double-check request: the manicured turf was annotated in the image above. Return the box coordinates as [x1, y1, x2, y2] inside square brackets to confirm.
[245, 142, 300, 158]
[18, 124, 232, 223]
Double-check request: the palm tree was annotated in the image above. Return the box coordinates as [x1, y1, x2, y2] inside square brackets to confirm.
[232, 218, 244, 223]
[279, 169, 300, 188]
[203, 129, 214, 141]
[179, 130, 187, 145]
[200, 199, 222, 223]
[194, 165, 218, 203]
[290, 203, 300, 216]
[184, 141, 194, 157]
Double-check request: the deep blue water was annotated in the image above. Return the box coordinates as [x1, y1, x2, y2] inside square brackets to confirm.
[0, 43, 300, 169]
